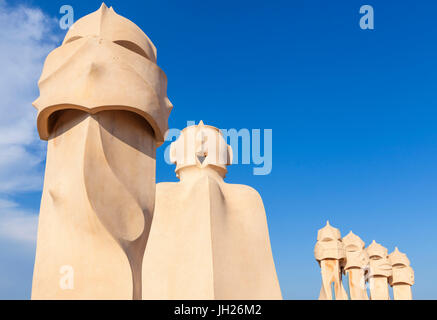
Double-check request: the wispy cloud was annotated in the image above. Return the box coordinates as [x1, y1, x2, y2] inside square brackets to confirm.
[0, 198, 38, 244]
[0, 0, 61, 266]
[0, 197, 36, 300]
[0, 0, 60, 193]
[0, 1, 62, 299]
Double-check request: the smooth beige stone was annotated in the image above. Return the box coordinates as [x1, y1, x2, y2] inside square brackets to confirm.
[346, 267, 368, 300]
[33, 3, 172, 146]
[32, 4, 171, 300]
[315, 226, 415, 300]
[317, 259, 348, 300]
[368, 276, 390, 300]
[169, 121, 232, 176]
[392, 284, 412, 300]
[142, 122, 281, 299]
[389, 247, 414, 300]
[62, 3, 158, 63]
[314, 221, 348, 300]
[342, 232, 369, 300]
[366, 240, 392, 300]
[32, 110, 156, 300]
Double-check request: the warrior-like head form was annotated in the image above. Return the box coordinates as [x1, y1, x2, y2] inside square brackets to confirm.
[33, 3, 172, 145]
[343, 231, 368, 271]
[314, 221, 345, 262]
[142, 121, 281, 299]
[32, 4, 172, 300]
[365, 240, 392, 300]
[169, 121, 233, 178]
[389, 247, 414, 300]
[342, 231, 369, 299]
[314, 221, 348, 300]
[367, 240, 392, 278]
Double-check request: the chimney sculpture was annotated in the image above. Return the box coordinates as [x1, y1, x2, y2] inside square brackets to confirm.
[389, 247, 414, 300]
[31, 4, 172, 299]
[315, 225, 415, 300]
[366, 240, 392, 300]
[141, 121, 282, 299]
[342, 232, 369, 300]
[314, 221, 348, 300]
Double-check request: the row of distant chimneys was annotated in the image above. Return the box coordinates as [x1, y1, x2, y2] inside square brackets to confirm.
[314, 221, 414, 300]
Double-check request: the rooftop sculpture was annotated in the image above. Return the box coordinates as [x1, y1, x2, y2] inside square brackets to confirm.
[366, 240, 392, 300]
[142, 121, 282, 299]
[31, 3, 172, 299]
[314, 222, 414, 300]
[314, 221, 348, 300]
[342, 231, 369, 300]
[389, 247, 415, 300]
[30, 2, 414, 302]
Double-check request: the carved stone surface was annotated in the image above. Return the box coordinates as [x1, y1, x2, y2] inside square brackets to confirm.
[389, 247, 414, 300]
[141, 122, 282, 299]
[365, 240, 392, 300]
[342, 231, 369, 300]
[314, 221, 348, 300]
[31, 4, 171, 299]
[33, 3, 172, 145]
[314, 225, 415, 300]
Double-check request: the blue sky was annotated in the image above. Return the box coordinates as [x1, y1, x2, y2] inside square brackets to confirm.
[0, 0, 436, 299]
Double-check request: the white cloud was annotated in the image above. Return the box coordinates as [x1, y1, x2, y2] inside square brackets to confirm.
[0, 198, 38, 245]
[0, 1, 62, 299]
[0, 0, 61, 249]
[0, 1, 61, 193]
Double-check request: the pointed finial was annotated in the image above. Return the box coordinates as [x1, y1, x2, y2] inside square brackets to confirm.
[317, 220, 341, 241]
[314, 221, 345, 261]
[389, 247, 410, 267]
[100, 2, 108, 10]
[198, 120, 205, 126]
[389, 247, 414, 286]
[343, 231, 365, 250]
[367, 240, 388, 258]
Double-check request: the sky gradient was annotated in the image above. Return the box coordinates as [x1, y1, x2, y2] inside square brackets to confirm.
[0, 0, 436, 299]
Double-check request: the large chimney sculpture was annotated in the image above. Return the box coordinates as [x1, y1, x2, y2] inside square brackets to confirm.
[31, 4, 172, 299]
[141, 121, 282, 299]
